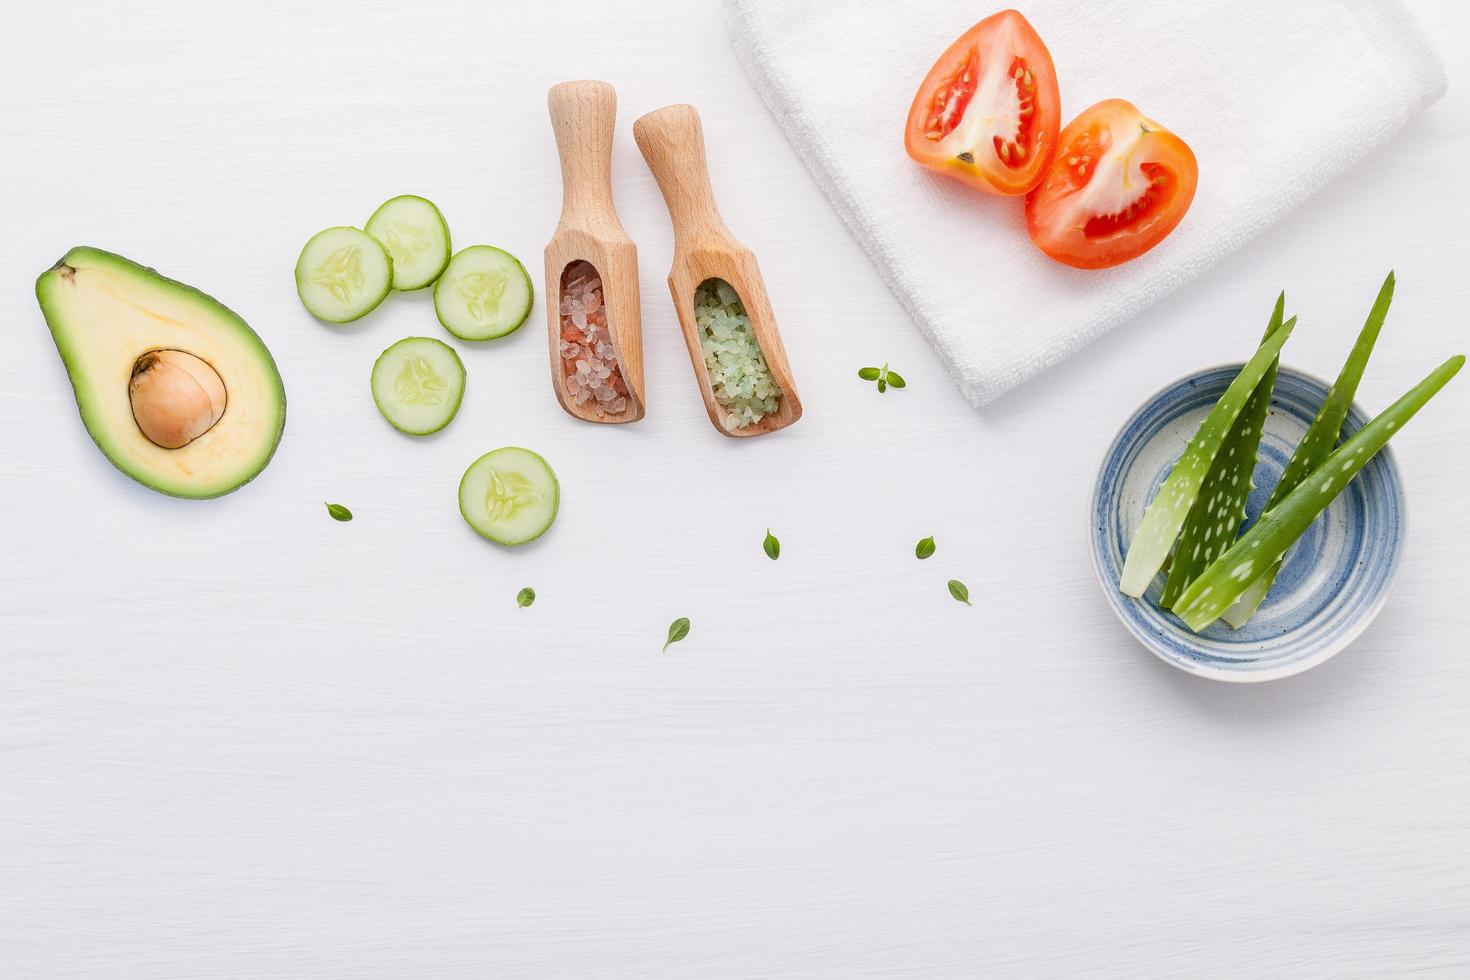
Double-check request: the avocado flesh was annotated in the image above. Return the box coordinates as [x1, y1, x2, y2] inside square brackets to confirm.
[36, 247, 286, 498]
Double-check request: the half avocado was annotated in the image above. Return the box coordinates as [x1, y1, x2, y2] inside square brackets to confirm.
[36, 247, 286, 499]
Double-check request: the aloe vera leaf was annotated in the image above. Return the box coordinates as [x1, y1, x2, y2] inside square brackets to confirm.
[1118, 317, 1298, 597]
[1175, 354, 1464, 631]
[1159, 295, 1287, 608]
[1220, 272, 1396, 628]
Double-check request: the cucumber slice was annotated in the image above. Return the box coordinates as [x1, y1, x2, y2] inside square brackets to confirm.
[365, 195, 451, 291]
[295, 226, 392, 323]
[434, 245, 532, 341]
[370, 336, 465, 435]
[459, 447, 559, 545]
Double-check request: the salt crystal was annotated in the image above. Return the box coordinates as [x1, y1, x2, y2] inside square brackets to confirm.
[694, 277, 780, 429]
[557, 267, 631, 407]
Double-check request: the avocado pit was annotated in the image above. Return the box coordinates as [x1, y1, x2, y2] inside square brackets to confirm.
[129, 349, 227, 449]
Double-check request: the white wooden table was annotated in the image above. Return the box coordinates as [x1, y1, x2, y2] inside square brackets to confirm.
[3, 2, 1467, 976]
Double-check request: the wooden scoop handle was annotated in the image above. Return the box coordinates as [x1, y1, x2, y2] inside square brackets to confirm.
[549, 80, 618, 221]
[633, 104, 734, 250]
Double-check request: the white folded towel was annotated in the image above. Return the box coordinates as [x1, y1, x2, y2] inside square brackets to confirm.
[726, 0, 1447, 407]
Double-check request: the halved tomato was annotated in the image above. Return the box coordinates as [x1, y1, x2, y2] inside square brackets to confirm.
[1025, 99, 1198, 269]
[904, 10, 1061, 196]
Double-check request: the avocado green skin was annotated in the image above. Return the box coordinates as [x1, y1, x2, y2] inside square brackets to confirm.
[364, 195, 452, 292]
[35, 246, 287, 499]
[294, 226, 393, 323]
[434, 245, 534, 341]
[370, 336, 465, 436]
[458, 447, 560, 546]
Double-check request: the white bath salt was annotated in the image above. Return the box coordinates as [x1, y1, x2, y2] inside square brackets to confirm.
[693, 278, 781, 429]
[558, 261, 629, 417]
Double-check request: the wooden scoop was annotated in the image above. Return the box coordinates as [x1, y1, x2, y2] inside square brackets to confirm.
[633, 104, 802, 438]
[545, 80, 645, 424]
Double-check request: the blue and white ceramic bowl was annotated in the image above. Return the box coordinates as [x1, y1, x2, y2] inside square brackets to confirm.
[1090, 365, 1405, 682]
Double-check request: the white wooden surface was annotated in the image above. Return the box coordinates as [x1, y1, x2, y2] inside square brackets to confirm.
[2, 2, 1467, 977]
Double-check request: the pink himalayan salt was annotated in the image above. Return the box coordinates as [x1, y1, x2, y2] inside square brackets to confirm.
[558, 261, 629, 417]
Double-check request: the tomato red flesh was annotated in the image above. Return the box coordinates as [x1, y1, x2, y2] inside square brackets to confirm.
[922, 48, 979, 141]
[1084, 162, 1171, 239]
[1025, 99, 1198, 269]
[905, 10, 1061, 196]
[988, 57, 1042, 170]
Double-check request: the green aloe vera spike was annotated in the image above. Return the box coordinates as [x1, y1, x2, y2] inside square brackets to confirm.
[1175, 354, 1464, 632]
[1159, 294, 1287, 608]
[1221, 272, 1396, 627]
[1219, 557, 1275, 627]
[1119, 316, 1298, 597]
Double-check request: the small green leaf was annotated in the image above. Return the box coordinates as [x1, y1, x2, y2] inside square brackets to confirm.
[763, 529, 780, 560]
[325, 502, 353, 522]
[947, 579, 971, 606]
[516, 587, 535, 608]
[663, 617, 691, 652]
[861, 363, 906, 393]
[915, 536, 936, 560]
